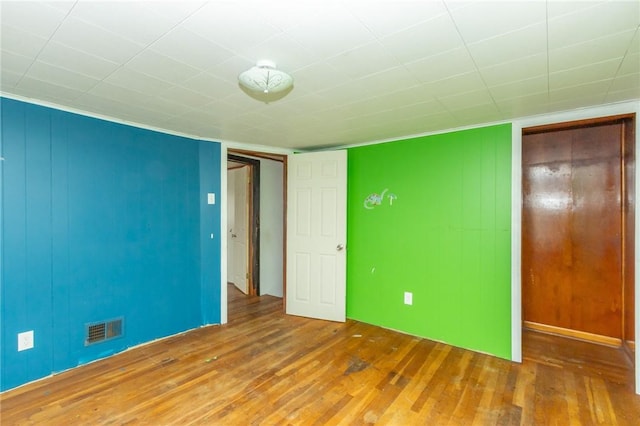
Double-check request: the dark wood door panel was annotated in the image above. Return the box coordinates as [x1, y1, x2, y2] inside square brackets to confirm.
[522, 132, 573, 327]
[523, 123, 623, 339]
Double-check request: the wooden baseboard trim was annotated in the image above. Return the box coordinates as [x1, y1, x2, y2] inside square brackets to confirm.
[621, 340, 635, 362]
[523, 321, 622, 347]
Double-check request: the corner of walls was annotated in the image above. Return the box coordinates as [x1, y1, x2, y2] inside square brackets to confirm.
[0, 97, 223, 391]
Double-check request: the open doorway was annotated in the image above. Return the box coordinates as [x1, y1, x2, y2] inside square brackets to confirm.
[521, 114, 636, 379]
[226, 149, 286, 309]
[227, 155, 260, 296]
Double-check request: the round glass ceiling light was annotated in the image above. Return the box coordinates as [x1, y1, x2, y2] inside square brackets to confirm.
[238, 60, 293, 94]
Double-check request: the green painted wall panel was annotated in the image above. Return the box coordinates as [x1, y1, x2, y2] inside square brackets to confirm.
[346, 124, 512, 359]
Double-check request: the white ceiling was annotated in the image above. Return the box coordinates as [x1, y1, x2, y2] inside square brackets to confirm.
[1, 1, 639, 150]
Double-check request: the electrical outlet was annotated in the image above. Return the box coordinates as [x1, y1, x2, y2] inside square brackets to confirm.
[404, 292, 413, 305]
[18, 330, 34, 351]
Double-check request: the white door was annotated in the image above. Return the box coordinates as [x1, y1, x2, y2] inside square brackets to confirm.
[226, 169, 236, 284]
[229, 167, 249, 294]
[286, 150, 347, 322]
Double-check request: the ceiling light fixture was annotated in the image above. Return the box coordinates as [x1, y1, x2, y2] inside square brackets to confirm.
[238, 60, 293, 95]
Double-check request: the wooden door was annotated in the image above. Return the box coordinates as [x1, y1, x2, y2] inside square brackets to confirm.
[286, 150, 347, 322]
[522, 122, 624, 341]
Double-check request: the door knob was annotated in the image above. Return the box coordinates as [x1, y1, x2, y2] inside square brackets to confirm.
[337, 244, 344, 251]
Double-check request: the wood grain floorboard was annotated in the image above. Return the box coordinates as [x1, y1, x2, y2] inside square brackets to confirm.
[1, 285, 639, 425]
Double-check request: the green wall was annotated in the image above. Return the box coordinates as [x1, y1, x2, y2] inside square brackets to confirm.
[346, 124, 512, 359]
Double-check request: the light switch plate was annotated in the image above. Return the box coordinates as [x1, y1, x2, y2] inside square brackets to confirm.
[18, 330, 34, 351]
[207, 193, 215, 205]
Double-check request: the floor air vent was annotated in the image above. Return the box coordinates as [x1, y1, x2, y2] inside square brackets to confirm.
[85, 317, 123, 346]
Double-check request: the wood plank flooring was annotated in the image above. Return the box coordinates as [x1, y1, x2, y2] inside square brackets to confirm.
[1, 285, 639, 425]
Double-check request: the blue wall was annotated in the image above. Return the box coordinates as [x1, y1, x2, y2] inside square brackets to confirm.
[0, 98, 221, 391]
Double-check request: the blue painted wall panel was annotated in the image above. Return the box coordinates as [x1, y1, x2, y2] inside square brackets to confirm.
[1, 101, 55, 388]
[23, 104, 55, 384]
[1, 98, 221, 390]
[50, 111, 72, 372]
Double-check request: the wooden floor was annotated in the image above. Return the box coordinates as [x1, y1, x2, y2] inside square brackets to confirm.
[2, 285, 639, 425]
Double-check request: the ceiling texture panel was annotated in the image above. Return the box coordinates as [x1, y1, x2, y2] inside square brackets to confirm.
[1, 0, 638, 149]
